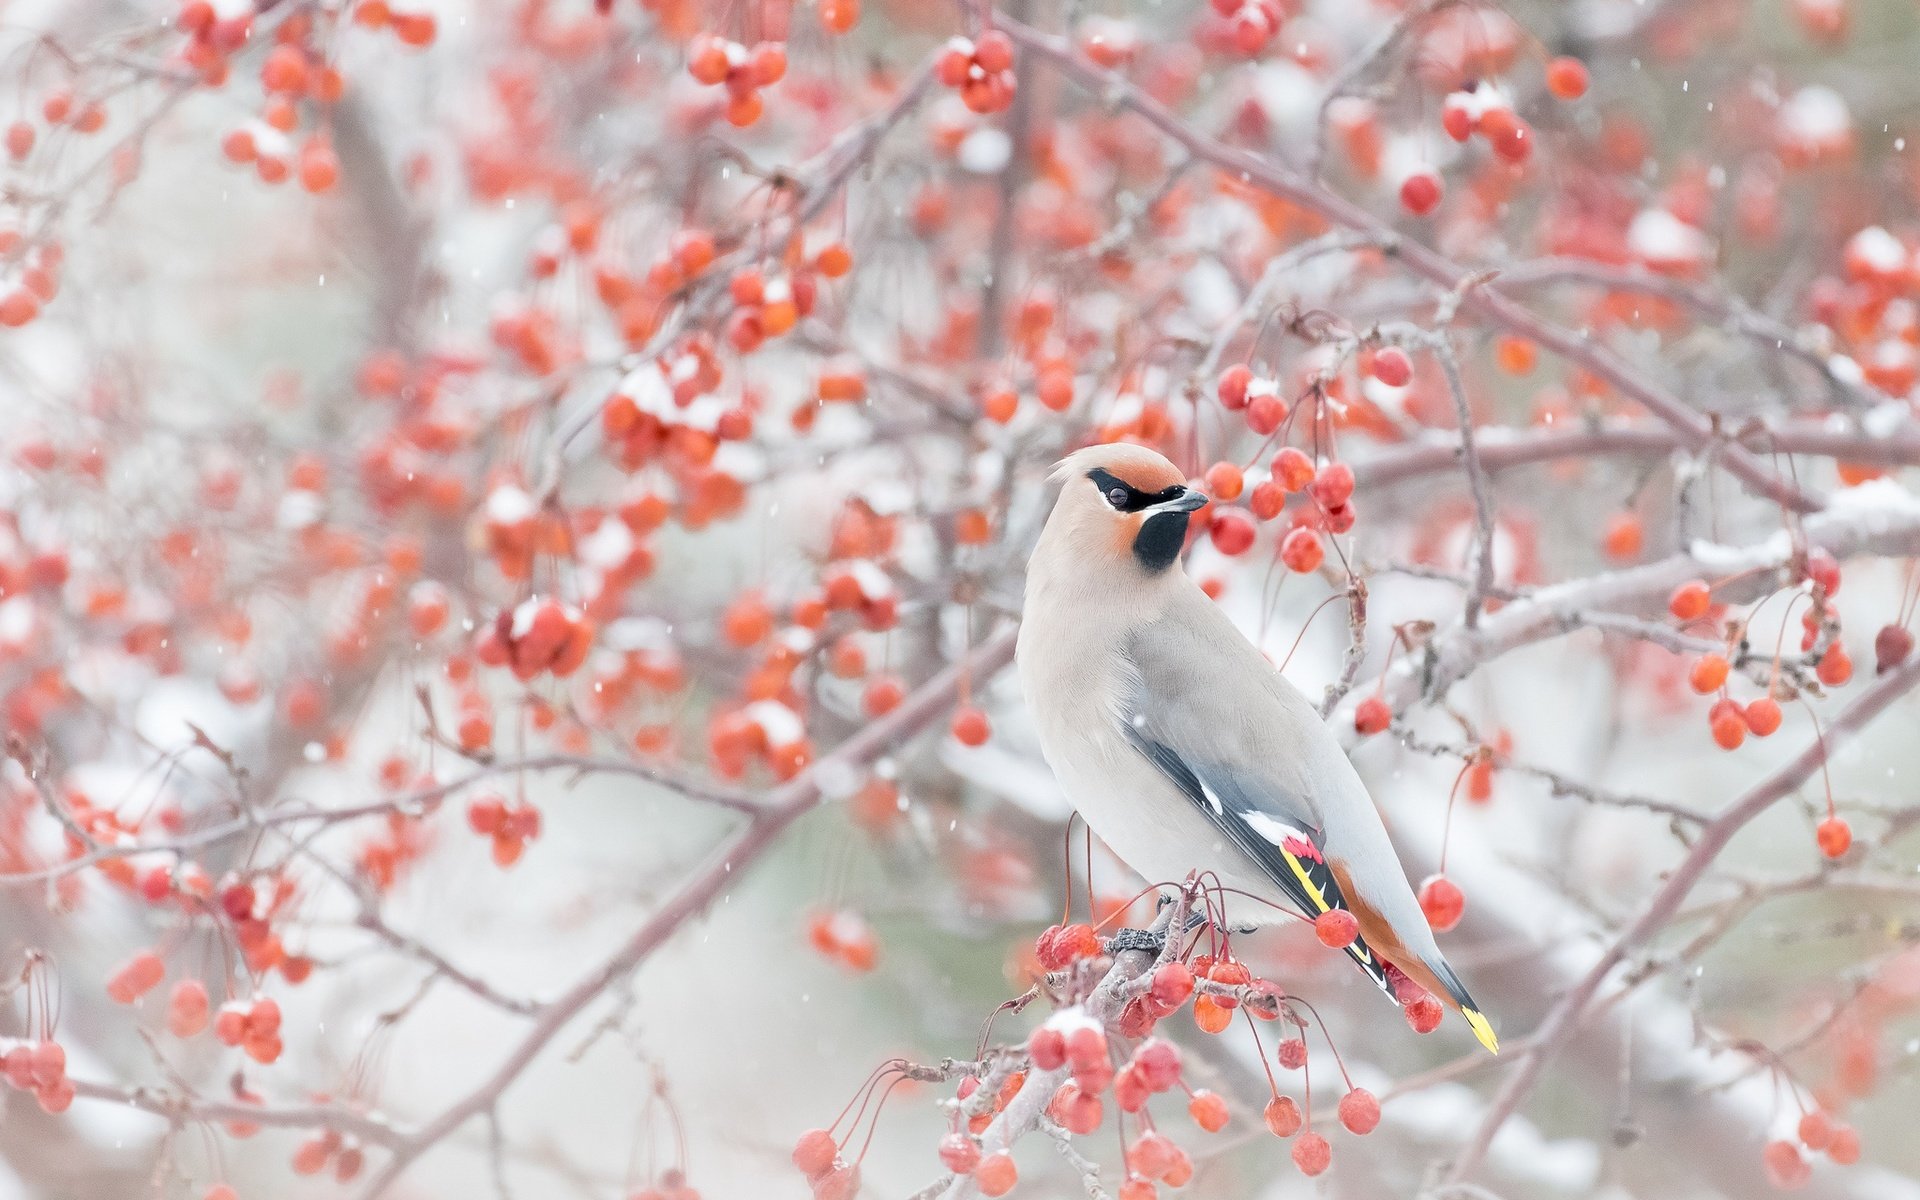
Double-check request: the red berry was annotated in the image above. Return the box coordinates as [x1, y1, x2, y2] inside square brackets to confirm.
[107, 949, 166, 1004]
[1189, 1089, 1229, 1132]
[1399, 170, 1442, 215]
[814, 1164, 860, 1200]
[951, 706, 990, 746]
[1370, 347, 1412, 387]
[974, 30, 1014, 72]
[1669, 580, 1711, 621]
[1149, 962, 1194, 1008]
[1353, 695, 1390, 736]
[1689, 654, 1730, 694]
[938, 1133, 980, 1173]
[1875, 624, 1914, 673]
[1248, 481, 1285, 521]
[1245, 391, 1286, 435]
[1338, 1087, 1380, 1134]
[1131, 1038, 1182, 1091]
[1763, 1139, 1810, 1189]
[1545, 56, 1589, 100]
[1817, 643, 1853, 687]
[1204, 461, 1244, 502]
[1806, 549, 1841, 595]
[862, 675, 905, 717]
[36, 1076, 75, 1114]
[1827, 1125, 1861, 1164]
[1315, 909, 1358, 948]
[168, 979, 211, 1038]
[1601, 511, 1643, 560]
[792, 1129, 837, 1180]
[1405, 993, 1444, 1033]
[1275, 1037, 1307, 1070]
[1280, 527, 1324, 573]
[1217, 364, 1252, 410]
[1272, 447, 1315, 492]
[1745, 696, 1782, 736]
[1113, 1065, 1149, 1112]
[29, 1041, 65, 1086]
[1126, 1130, 1177, 1180]
[1418, 874, 1465, 932]
[1028, 1025, 1066, 1070]
[1710, 701, 1747, 750]
[1307, 462, 1354, 508]
[1797, 1109, 1834, 1151]
[1292, 1131, 1331, 1175]
[1263, 1094, 1301, 1137]
[1119, 1176, 1157, 1200]
[974, 1151, 1017, 1197]
[1050, 1079, 1103, 1133]
[1817, 816, 1851, 858]
[1191, 994, 1231, 1033]
[467, 794, 508, 835]
[1209, 508, 1255, 556]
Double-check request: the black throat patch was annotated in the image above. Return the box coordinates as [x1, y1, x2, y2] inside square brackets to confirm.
[1133, 510, 1191, 572]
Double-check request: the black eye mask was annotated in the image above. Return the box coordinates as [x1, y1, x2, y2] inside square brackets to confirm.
[1087, 468, 1186, 513]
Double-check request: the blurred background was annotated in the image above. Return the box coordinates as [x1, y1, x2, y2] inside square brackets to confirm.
[1, 0, 1919, 1198]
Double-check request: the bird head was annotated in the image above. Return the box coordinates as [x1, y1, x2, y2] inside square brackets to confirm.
[1044, 444, 1208, 575]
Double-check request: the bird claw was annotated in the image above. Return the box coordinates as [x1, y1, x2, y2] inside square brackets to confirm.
[1107, 927, 1165, 954]
[1153, 893, 1251, 935]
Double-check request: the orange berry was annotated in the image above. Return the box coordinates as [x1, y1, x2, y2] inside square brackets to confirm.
[1689, 654, 1729, 693]
[1192, 994, 1231, 1033]
[1669, 580, 1711, 621]
[1189, 1089, 1229, 1132]
[1601, 512, 1643, 561]
[1545, 56, 1589, 100]
[1710, 702, 1746, 750]
[951, 705, 990, 746]
[955, 509, 992, 545]
[1817, 816, 1851, 858]
[1744, 696, 1782, 736]
[1203, 461, 1244, 501]
[1817, 643, 1853, 686]
[974, 1152, 1017, 1197]
[1494, 335, 1537, 374]
[820, 0, 859, 33]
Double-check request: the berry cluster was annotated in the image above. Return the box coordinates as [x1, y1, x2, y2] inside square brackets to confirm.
[936, 32, 1017, 115]
[686, 35, 787, 127]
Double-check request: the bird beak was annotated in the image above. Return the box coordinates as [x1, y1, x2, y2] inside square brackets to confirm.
[1151, 487, 1209, 514]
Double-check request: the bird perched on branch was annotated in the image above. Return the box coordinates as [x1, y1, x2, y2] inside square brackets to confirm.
[1017, 443, 1498, 1054]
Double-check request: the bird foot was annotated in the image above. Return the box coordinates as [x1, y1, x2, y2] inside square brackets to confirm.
[1153, 894, 1254, 935]
[1107, 927, 1165, 954]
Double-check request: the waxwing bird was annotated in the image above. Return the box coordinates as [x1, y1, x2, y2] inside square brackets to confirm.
[1017, 443, 1498, 1054]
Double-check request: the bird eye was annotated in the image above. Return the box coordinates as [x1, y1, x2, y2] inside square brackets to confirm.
[1106, 486, 1129, 508]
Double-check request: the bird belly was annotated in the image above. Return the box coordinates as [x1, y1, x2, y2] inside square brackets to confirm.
[1038, 721, 1294, 930]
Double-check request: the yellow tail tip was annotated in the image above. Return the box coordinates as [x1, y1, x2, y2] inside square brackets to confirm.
[1462, 1007, 1500, 1055]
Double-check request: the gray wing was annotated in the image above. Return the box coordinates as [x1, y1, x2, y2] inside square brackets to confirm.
[1117, 602, 1394, 995]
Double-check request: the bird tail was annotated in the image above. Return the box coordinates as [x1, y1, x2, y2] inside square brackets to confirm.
[1427, 956, 1499, 1055]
